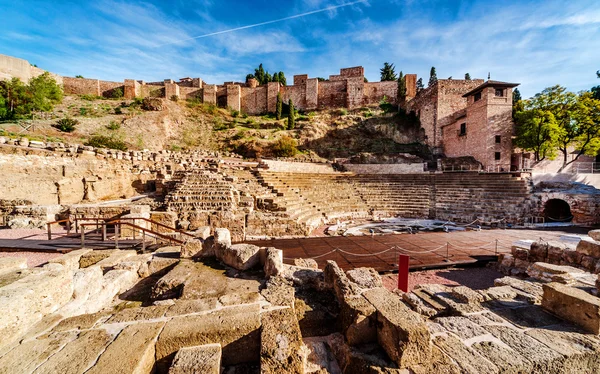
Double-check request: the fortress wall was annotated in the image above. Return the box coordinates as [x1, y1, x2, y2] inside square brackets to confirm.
[318, 80, 347, 109]
[282, 85, 306, 110]
[98, 80, 124, 98]
[340, 66, 364, 77]
[241, 86, 268, 115]
[179, 86, 202, 100]
[0, 54, 32, 81]
[63, 77, 100, 96]
[363, 81, 398, 106]
[406, 85, 438, 147]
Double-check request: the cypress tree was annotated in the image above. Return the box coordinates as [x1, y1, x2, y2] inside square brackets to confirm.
[416, 78, 424, 91]
[397, 71, 406, 102]
[287, 99, 295, 130]
[276, 92, 282, 120]
[428, 66, 437, 87]
[465, 73, 471, 80]
[278, 72, 286, 86]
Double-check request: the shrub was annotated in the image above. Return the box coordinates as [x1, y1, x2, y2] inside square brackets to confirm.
[53, 118, 78, 132]
[85, 135, 127, 151]
[80, 94, 102, 101]
[231, 109, 240, 117]
[337, 108, 348, 116]
[170, 95, 179, 102]
[106, 121, 120, 130]
[111, 87, 124, 99]
[114, 107, 122, 115]
[131, 97, 144, 107]
[379, 96, 396, 113]
[271, 136, 298, 157]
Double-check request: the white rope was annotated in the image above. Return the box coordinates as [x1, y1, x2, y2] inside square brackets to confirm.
[393, 244, 447, 254]
[336, 247, 396, 257]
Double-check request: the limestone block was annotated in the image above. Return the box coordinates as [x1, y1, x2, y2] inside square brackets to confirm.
[0, 331, 77, 374]
[75, 269, 137, 315]
[542, 282, 600, 334]
[346, 267, 383, 290]
[150, 211, 178, 234]
[214, 228, 232, 248]
[107, 305, 169, 323]
[401, 292, 437, 317]
[511, 246, 529, 261]
[589, 230, 600, 241]
[451, 286, 485, 304]
[80, 250, 116, 268]
[95, 250, 137, 270]
[180, 238, 204, 258]
[165, 299, 219, 317]
[59, 265, 103, 317]
[483, 286, 518, 300]
[324, 261, 360, 301]
[53, 311, 109, 332]
[577, 238, 600, 258]
[155, 304, 261, 370]
[260, 308, 306, 374]
[139, 256, 179, 278]
[169, 344, 222, 374]
[32, 329, 114, 374]
[0, 257, 27, 276]
[0, 264, 73, 352]
[432, 334, 498, 374]
[264, 247, 283, 278]
[341, 295, 377, 346]
[87, 322, 165, 374]
[260, 276, 296, 308]
[581, 255, 597, 272]
[113, 253, 153, 274]
[151, 260, 192, 300]
[221, 243, 261, 271]
[47, 249, 91, 271]
[281, 265, 325, 289]
[362, 287, 431, 368]
[529, 241, 548, 262]
[493, 276, 543, 304]
[294, 258, 319, 269]
[471, 340, 532, 373]
[194, 226, 211, 240]
[527, 262, 584, 284]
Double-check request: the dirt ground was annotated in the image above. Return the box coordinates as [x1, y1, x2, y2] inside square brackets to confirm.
[382, 266, 504, 292]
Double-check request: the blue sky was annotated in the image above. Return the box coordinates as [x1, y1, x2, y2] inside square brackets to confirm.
[1, 0, 599, 98]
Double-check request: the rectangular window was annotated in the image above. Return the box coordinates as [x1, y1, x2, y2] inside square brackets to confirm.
[495, 135, 501, 143]
[474, 92, 482, 101]
[459, 123, 466, 136]
[495, 88, 504, 97]
[495, 152, 501, 160]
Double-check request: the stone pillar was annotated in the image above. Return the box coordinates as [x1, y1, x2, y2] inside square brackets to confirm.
[267, 82, 280, 113]
[227, 85, 241, 111]
[305, 78, 319, 110]
[405, 74, 417, 99]
[124, 79, 141, 99]
[192, 78, 203, 88]
[203, 85, 217, 105]
[165, 82, 180, 100]
[247, 78, 259, 88]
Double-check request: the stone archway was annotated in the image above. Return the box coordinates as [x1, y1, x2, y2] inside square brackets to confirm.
[543, 198, 572, 222]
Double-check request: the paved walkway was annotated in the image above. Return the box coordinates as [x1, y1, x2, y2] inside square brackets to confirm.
[246, 227, 588, 272]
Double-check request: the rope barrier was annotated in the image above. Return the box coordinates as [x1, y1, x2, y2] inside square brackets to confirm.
[545, 215, 574, 222]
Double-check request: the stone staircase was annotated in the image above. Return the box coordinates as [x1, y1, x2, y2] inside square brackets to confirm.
[165, 171, 238, 213]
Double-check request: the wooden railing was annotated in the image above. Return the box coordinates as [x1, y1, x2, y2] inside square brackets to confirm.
[80, 220, 184, 250]
[46, 219, 72, 240]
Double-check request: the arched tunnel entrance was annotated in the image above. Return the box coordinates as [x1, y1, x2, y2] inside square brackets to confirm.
[544, 199, 573, 222]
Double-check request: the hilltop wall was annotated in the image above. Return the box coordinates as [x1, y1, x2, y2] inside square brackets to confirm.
[0, 54, 63, 85]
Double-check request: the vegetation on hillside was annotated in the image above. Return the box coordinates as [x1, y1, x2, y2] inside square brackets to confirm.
[0, 72, 63, 120]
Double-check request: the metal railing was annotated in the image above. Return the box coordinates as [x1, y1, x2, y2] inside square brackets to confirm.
[570, 162, 599, 174]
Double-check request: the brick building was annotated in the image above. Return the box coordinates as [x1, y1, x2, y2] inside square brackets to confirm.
[406, 79, 519, 170]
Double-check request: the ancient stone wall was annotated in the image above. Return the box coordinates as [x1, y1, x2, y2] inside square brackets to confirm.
[363, 81, 397, 106]
[63, 77, 100, 96]
[241, 86, 268, 115]
[281, 85, 307, 110]
[343, 163, 425, 174]
[179, 86, 202, 100]
[0, 54, 63, 85]
[260, 160, 335, 173]
[318, 80, 347, 109]
[406, 86, 438, 147]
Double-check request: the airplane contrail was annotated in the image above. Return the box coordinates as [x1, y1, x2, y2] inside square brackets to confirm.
[157, 0, 369, 47]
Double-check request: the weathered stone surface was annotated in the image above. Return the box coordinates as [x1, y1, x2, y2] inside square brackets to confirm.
[87, 322, 165, 374]
[59, 265, 103, 316]
[529, 242, 548, 262]
[589, 230, 600, 241]
[401, 292, 437, 317]
[48, 249, 91, 271]
[294, 258, 319, 269]
[214, 228, 232, 248]
[493, 277, 543, 304]
[107, 305, 169, 323]
[492, 305, 562, 328]
[221, 243, 261, 270]
[155, 304, 261, 368]
[0, 332, 77, 374]
[0, 257, 27, 276]
[363, 287, 431, 368]
[218, 291, 261, 306]
[32, 329, 114, 374]
[179, 261, 261, 301]
[53, 311, 110, 332]
[451, 286, 485, 304]
[576, 237, 600, 258]
[341, 295, 377, 346]
[169, 344, 222, 374]
[261, 308, 306, 374]
[264, 247, 283, 278]
[483, 285, 518, 300]
[346, 267, 383, 290]
[139, 256, 179, 278]
[471, 340, 532, 373]
[295, 289, 340, 338]
[324, 261, 360, 300]
[261, 276, 295, 308]
[542, 282, 600, 334]
[511, 246, 529, 261]
[193, 226, 212, 240]
[282, 265, 324, 289]
[0, 264, 73, 352]
[432, 334, 498, 374]
[95, 250, 137, 270]
[80, 250, 115, 268]
[434, 316, 488, 340]
[165, 298, 219, 317]
[180, 238, 204, 258]
[151, 260, 192, 300]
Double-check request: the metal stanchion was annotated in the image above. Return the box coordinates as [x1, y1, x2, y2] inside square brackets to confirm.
[397, 254, 410, 292]
[47, 224, 52, 240]
[81, 228, 85, 248]
[115, 224, 119, 250]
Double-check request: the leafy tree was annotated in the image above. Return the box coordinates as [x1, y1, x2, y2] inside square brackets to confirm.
[277, 71, 286, 86]
[569, 92, 600, 167]
[416, 78, 424, 92]
[465, 73, 471, 80]
[513, 88, 522, 105]
[0, 77, 27, 119]
[514, 107, 560, 162]
[75, 75, 84, 79]
[397, 71, 406, 102]
[276, 92, 282, 120]
[592, 70, 600, 100]
[287, 99, 295, 130]
[380, 62, 397, 81]
[428, 67, 437, 87]
[246, 64, 287, 85]
[597, 70, 600, 78]
[512, 88, 523, 117]
[28, 72, 63, 112]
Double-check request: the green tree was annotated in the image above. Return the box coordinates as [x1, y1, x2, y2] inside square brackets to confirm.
[28, 72, 63, 112]
[512, 88, 523, 118]
[428, 67, 437, 87]
[75, 75, 84, 79]
[514, 107, 560, 162]
[568, 92, 600, 167]
[465, 73, 471, 80]
[246, 64, 287, 85]
[271, 136, 298, 157]
[592, 70, 600, 100]
[276, 92, 283, 120]
[277, 71, 286, 86]
[380, 62, 397, 81]
[397, 71, 407, 103]
[287, 99, 295, 130]
[416, 78, 424, 92]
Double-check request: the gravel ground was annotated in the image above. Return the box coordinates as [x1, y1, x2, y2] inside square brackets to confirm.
[382, 266, 503, 292]
[0, 251, 61, 268]
[0, 228, 68, 240]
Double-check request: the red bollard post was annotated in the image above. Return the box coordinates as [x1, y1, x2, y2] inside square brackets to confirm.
[397, 254, 410, 292]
